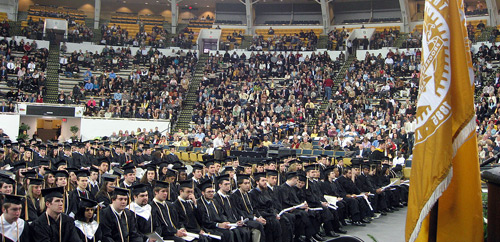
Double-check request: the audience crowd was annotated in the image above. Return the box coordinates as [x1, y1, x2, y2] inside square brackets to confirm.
[100, 24, 170, 48]
[248, 30, 319, 51]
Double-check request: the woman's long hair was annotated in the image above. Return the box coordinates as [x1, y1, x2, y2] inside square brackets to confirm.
[27, 184, 45, 212]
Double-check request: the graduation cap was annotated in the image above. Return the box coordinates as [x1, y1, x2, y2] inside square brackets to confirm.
[41, 187, 64, 199]
[38, 144, 47, 150]
[154, 180, 170, 189]
[45, 169, 55, 176]
[21, 170, 38, 179]
[130, 184, 148, 196]
[144, 164, 157, 171]
[202, 160, 215, 167]
[54, 170, 69, 178]
[265, 170, 278, 177]
[2, 194, 25, 205]
[112, 167, 124, 176]
[96, 157, 110, 165]
[253, 172, 266, 181]
[102, 174, 119, 183]
[12, 162, 27, 171]
[66, 168, 78, 174]
[221, 166, 234, 174]
[89, 167, 99, 173]
[77, 143, 86, 149]
[191, 163, 204, 171]
[121, 163, 136, 175]
[236, 166, 245, 173]
[297, 172, 307, 182]
[198, 179, 214, 191]
[304, 164, 318, 172]
[237, 174, 250, 182]
[179, 180, 194, 189]
[324, 166, 335, 176]
[111, 186, 130, 197]
[350, 158, 362, 168]
[79, 197, 98, 208]
[76, 170, 90, 178]
[165, 168, 177, 177]
[285, 172, 298, 180]
[11, 148, 20, 154]
[216, 174, 230, 183]
[55, 160, 67, 169]
[63, 144, 71, 150]
[29, 178, 44, 186]
[37, 159, 50, 167]
[0, 175, 15, 185]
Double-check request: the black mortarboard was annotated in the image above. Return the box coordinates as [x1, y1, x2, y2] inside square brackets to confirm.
[179, 180, 194, 189]
[122, 163, 135, 175]
[237, 174, 250, 182]
[165, 168, 177, 177]
[102, 174, 118, 182]
[13, 162, 27, 171]
[96, 157, 110, 165]
[145, 164, 157, 171]
[79, 197, 98, 208]
[221, 166, 234, 174]
[266, 170, 278, 177]
[76, 170, 90, 178]
[21, 170, 38, 178]
[66, 168, 78, 174]
[191, 163, 204, 171]
[111, 186, 130, 196]
[54, 170, 69, 178]
[55, 160, 67, 168]
[0, 175, 15, 185]
[130, 183, 148, 195]
[216, 174, 230, 183]
[198, 179, 214, 191]
[297, 173, 307, 182]
[285, 172, 298, 180]
[29, 178, 44, 186]
[154, 180, 170, 189]
[324, 166, 335, 175]
[304, 164, 318, 172]
[38, 159, 50, 167]
[41, 187, 64, 199]
[253, 172, 266, 181]
[89, 167, 99, 173]
[2, 194, 25, 205]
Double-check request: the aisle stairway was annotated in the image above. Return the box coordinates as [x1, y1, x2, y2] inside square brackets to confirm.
[172, 53, 209, 131]
[44, 43, 61, 103]
[309, 55, 356, 126]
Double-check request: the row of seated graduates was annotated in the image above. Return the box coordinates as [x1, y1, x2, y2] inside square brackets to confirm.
[0, 38, 48, 98]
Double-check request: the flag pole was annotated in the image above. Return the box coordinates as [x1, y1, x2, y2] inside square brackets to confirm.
[428, 200, 439, 242]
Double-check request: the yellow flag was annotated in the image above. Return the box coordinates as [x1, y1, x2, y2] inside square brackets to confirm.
[405, 0, 483, 241]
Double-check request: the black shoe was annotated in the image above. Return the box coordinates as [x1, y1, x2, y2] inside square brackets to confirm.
[341, 220, 348, 226]
[384, 208, 394, 213]
[318, 231, 326, 237]
[361, 218, 371, 223]
[396, 203, 404, 208]
[334, 228, 347, 234]
[402, 202, 408, 206]
[353, 221, 366, 226]
[381, 211, 388, 216]
[313, 234, 325, 241]
[326, 231, 340, 237]
[392, 207, 400, 211]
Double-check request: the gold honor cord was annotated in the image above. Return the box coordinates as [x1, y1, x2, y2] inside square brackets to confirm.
[112, 210, 129, 242]
[45, 213, 62, 242]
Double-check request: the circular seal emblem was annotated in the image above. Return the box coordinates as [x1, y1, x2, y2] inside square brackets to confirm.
[415, 2, 452, 145]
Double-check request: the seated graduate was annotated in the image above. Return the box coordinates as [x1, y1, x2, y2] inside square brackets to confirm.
[32, 186, 82, 242]
[150, 180, 187, 242]
[0, 194, 31, 242]
[127, 183, 156, 241]
[100, 186, 142, 242]
[74, 197, 103, 242]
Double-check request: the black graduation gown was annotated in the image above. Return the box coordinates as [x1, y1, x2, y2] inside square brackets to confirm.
[277, 183, 316, 239]
[74, 221, 103, 242]
[0, 219, 31, 242]
[213, 192, 252, 242]
[195, 197, 233, 242]
[149, 200, 183, 242]
[165, 153, 180, 164]
[68, 189, 95, 216]
[173, 199, 203, 233]
[248, 187, 282, 242]
[99, 206, 142, 242]
[95, 192, 112, 208]
[128, 203, 156, 242]
[24, 197, 43, 222]
[31, 212, 82, 242]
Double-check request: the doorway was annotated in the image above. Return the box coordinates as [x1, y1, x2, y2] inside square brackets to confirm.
[37, 119, 62, 141]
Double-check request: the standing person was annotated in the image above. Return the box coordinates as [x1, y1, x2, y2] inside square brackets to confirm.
[74, 198, 103, 242]
[32, 187, 82, 242]
[100, 187, 142, 242]
[0, 194, 31, 242]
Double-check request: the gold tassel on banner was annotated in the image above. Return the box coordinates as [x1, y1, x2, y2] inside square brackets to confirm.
[97, 206, 100, 222]
[306, 179, 309, 190]
[278, 173, 280, 186]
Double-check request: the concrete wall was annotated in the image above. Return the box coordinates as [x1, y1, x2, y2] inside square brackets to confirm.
[80, 117, 170, 141]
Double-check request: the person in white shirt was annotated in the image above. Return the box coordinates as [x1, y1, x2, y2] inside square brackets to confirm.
[213, 133, 225, 149]
[0, 194, 30, 241]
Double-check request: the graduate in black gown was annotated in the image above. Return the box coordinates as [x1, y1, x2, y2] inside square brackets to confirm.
[68, 170, 94, 217]
[195, 179, 234, 242]
[100, 186, 142, 242]
[0, 194, 31, 242]
[74, 197, 103, 242]
[173, 180, 209, 242]
[32, 186, 82, 242]
[95, 174, 118, 208]
[149, 180, 186, 242]
[128, 184, 156, 242]
[23, 178, 44, 222]
[248, 172, 282, 242]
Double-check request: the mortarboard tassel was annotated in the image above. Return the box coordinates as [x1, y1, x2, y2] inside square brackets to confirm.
[97, 206, 100, 223]
[25, 197, 28, 220]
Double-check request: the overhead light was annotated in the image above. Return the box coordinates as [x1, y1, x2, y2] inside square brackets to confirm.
[206, 5, 210, 7]
[123, 0, 126, 2]
[195, 2, 198, 4]
[145, 2, 148, 4]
